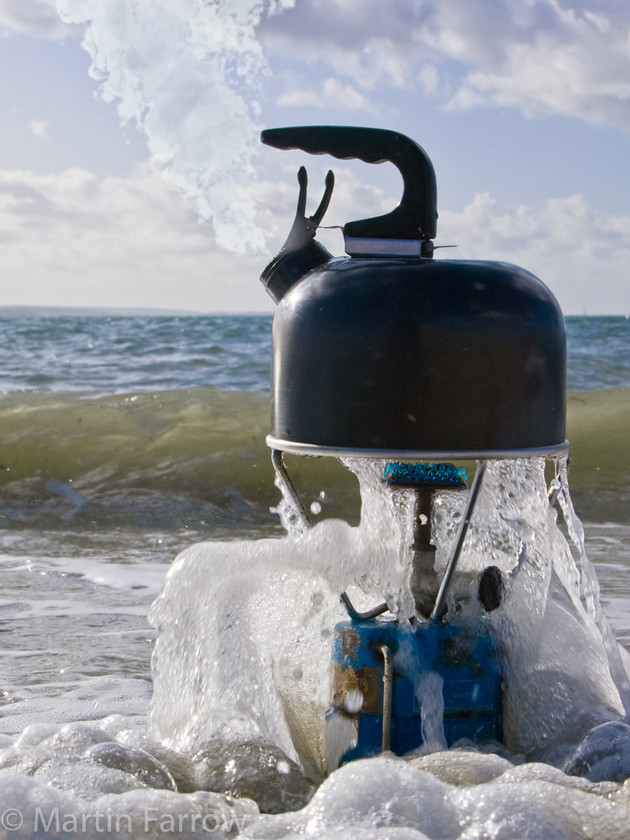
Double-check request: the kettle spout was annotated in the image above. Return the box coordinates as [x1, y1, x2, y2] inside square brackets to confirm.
[260, 167, 334, 303]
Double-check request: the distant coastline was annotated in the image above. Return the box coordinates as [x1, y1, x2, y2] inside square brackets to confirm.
[0, 306, 269, 318]
[0, 306, 624, 319]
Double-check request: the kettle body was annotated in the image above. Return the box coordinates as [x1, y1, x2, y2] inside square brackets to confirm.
[270, 255, 566, 457]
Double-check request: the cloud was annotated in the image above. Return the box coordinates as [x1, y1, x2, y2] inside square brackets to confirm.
[29, 120, 49, 139]
[0, 162, 276, 312]
[262, 0, 630, 131]
[437, 191, 630, 315]
[321, 78, 370, 110]
[276, 77, 370, 110]
[445, 2, 630, 126]
[262, 0, 430, 89]
[0, 158, 625, 315]
[0, 0, 77, 38]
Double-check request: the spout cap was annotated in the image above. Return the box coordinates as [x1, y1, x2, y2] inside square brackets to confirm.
[260, 166, 334, 303]
[261, 238, 333, 304]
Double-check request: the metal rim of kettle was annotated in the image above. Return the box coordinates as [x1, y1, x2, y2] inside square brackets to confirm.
[266, 435, 569, 460]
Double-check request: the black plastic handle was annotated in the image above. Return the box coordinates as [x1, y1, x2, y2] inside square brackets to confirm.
[261, 126, 437, 241]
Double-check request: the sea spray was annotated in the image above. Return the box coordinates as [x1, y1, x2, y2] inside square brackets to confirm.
[147, 512, 405, 780]
[554, 457, 630, 714]
[446, 457, 626, 761]
[56, 0, 294, 252]
[148, 455, 629, 784]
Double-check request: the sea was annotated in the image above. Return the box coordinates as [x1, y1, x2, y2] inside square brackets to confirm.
[0, 310, 629, 839]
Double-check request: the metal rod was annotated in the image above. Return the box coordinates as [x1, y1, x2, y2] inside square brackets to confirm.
[547, 467, 564, 507]
[340, 591, 388, 621]
[271, 449, 312, 530]
[377, 644, 393, 752]
[430, 460, 487, 623]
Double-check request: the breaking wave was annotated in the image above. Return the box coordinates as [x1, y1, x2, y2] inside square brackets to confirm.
[0, 386, 628, 531]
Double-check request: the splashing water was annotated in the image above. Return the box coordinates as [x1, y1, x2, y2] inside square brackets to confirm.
[149, 455, 630, 785]
[56, 0, 294, 252]
[554, 458, 630, 714]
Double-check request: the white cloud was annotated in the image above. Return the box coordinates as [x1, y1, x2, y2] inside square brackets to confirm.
[437, 192, 630, 315]
[445, 3, 630, 126]
[0, 162, 275, 312]
[0, 158, 625, 315]
[29, 120, 49, 139]
[418, 65, 439, 95]
[275, 88, 323, 109]
[0, 0, 77, 38]
[276, 77, 370, 111]
[322, 78, 370, 111]
[262, 0, 630, 131]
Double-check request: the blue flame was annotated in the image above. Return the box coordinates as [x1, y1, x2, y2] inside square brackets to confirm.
[383, 461, 467, 487]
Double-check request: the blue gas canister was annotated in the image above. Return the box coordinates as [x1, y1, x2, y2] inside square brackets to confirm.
[326, 617, 502, 766]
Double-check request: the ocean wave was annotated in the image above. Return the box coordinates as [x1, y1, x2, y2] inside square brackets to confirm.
[0, 387, 627, 530]
[565, 388, 630, 523]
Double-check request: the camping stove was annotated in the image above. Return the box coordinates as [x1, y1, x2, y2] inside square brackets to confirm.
[259, 126, 567, 768]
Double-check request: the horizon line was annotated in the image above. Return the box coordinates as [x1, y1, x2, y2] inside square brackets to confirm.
[0, 305, 626, 319]
[0, 305, 274, 317]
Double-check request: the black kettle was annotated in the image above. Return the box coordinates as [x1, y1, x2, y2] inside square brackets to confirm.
[260, 126, 566, 460]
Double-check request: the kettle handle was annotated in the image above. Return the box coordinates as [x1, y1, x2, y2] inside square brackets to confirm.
[261, 126, 437, 242]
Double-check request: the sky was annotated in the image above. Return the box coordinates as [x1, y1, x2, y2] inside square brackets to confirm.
[0, 0, 629, 315]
